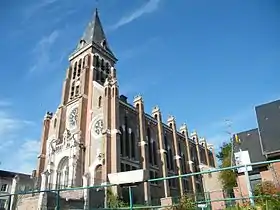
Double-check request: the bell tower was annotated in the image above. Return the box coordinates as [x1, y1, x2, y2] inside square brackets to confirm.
[37, 8, 119, 189]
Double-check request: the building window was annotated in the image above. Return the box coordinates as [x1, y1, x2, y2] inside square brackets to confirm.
[64, 167, 69, 187]
[178, 142, 182, 155]
[82, 58, 85, 68]
[101, 59, 105, 70]
[152, 141, 158, 165]
[75, 85, 80, 96]
[147, 128, 153, 164]
[131, 132, 136, 159]
[96, 56, 100, 68]
[125, 164, 131, 171]
[98, 96, 102, 108]
[77, 59, 82, 77]
[96, 70, 100, 81]
[169, 148, 174, 171]
[105, 62, 110, 74]
[164, 135, 168, 151]
[125, 117, 130, 157]
[120, 126, 124, 156]
[101, 73, 105, 83]
[73, 62, 77, 79]
[70, 82, 75, 99]
[0, 184, 7, 192]
[150, 171, 158, 185]
[93, 55, 97, 66]
[121, 163, 125, 172]
[94, 165, 103, 185]
[0, 199, 6, 208]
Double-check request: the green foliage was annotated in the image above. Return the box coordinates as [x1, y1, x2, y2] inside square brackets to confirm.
[225, 206, 257, 210]
[106, 189, 127, 208]
[217, 142, 237, 191]
[167, 195, 196, 210]
[254, 181, 280, 210]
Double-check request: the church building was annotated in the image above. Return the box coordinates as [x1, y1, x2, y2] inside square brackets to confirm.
[35, 9, 216, 206]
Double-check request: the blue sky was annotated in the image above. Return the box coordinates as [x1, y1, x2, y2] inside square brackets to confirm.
[0, 0, 279, 173]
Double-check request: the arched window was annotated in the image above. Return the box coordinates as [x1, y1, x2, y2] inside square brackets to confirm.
[64, 167, 69, 187]
[77, 59, 82, 77]
[75, 85, 80, 96]
[178, 142, 182, 155]
[73, 62, 77, 79]
[82, 57, 85, 68]
[56, 156, 69, 188]
[125, 116, 129, 157]
[54, 118, 57, 128]
[101, 73, 105, 83]
[181, 154, 186, 174]
[120, 126, 124, 156]
[167, 148, 171, 170]
[70, 82, 75, 99]
[96, 70, 100, 81]
[131, 132, 135, 159]
[105, 62, 109, 74]
[164, 135, 168, 151]
[96, 56, 100, 68]
[152, 141, 157, 165]
[147, 128, 152, 164]
[169, 149, 174, 171]
[101, 59, 104, 70]
[93, 55, 97, 66]
[98, 96, 102, 108]
[94, 165, 103, 185]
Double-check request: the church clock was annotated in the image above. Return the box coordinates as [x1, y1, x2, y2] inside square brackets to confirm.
[91, 118, 104, 138]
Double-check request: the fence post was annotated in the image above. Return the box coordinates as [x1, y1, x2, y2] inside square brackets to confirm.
[56, 189, 60, 210]
[129, 186, 133, 210]
[7, 194, 12, 210]
[244, 164, 255, 207]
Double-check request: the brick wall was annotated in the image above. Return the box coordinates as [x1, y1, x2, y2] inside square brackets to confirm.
[15, 193, 39, 210]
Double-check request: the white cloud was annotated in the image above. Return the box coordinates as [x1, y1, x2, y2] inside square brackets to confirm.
[0, 111, 33, 141]
[111, 0, 162, 30]
[15, 139, 41, 174]
[0, 102, 35, 173]
[29, 30, 60, 73]
[23, 0, 60, 20]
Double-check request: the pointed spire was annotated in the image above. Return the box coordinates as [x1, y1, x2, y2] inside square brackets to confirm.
[76, 8, 115, 57]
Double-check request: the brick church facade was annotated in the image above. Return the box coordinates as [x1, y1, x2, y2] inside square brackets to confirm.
[35, 9, 216, 206]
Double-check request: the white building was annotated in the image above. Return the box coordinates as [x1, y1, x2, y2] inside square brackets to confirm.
[0, 170, 31, 210]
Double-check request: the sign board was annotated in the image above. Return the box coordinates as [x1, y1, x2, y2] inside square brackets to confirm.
[108, 169, 148, 185]
[198, 204, 207, 208]
[234, 150, 252, 173]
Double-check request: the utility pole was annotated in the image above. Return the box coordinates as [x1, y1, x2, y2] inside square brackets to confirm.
[224, 119, 235, 167]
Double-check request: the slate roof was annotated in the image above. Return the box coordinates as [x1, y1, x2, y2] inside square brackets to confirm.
[0, 170, 30, 179]
[255, 100, 280, 156]
[234, 128, 266, 164]
[76, 9, 115, 58]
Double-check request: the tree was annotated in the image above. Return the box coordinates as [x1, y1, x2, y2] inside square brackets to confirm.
[217, 142, 237, 191]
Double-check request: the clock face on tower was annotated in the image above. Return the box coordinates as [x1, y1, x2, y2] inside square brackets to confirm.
[68, 107, 78, 129]
[91, 118, 104, 138]
[94, 119, 103, 136]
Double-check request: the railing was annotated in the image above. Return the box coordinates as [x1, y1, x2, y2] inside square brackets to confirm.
[1, 159, 280, 209]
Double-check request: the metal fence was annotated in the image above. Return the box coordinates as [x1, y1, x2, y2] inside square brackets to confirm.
[1, 159, 280, 210]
